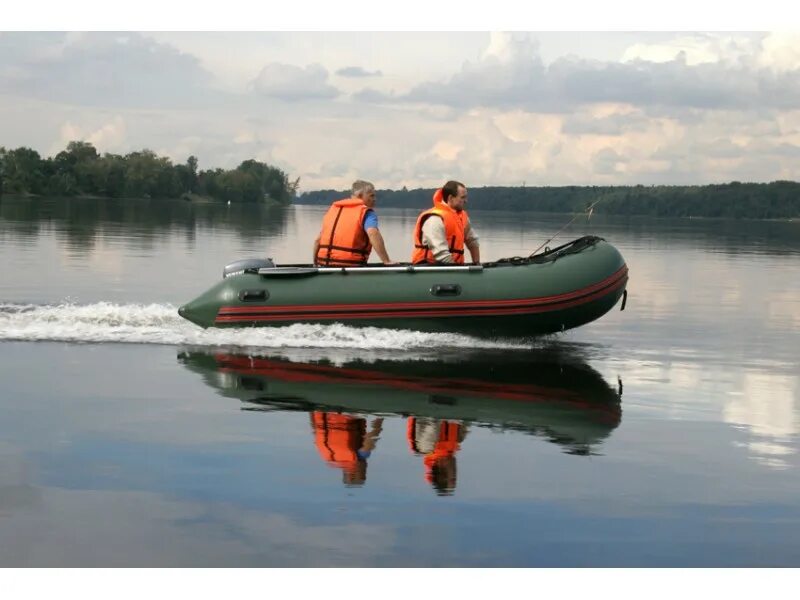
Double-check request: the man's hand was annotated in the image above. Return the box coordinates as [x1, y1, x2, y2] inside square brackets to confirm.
[312, 234, 321, 265]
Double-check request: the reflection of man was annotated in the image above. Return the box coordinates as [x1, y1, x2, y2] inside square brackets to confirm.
[407, 417, 467, 496]
[311, 412, 384, 486]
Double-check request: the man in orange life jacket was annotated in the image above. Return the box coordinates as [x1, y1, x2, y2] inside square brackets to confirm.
[313, 180, 393, 266]
[411, 180, 480, 265]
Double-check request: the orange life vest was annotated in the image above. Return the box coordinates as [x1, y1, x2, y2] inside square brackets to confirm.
[312, 412, 365, 475]
[316, 198, 373, 266]
[411, 190, 468, 264]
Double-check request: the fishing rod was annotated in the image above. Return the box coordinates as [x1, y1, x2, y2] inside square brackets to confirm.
[530, 199, 603, 257]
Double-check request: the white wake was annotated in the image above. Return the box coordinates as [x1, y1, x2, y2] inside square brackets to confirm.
[0, 302, 530, 350]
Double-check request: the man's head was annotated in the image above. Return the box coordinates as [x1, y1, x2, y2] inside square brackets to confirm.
[352, 179, 376, 208]
[441, 180, 467, 212]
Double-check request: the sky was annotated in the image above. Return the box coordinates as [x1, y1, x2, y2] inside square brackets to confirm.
[3, 6, 800, 191]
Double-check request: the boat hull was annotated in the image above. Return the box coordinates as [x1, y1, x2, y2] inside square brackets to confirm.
[179, 236, 628, 337]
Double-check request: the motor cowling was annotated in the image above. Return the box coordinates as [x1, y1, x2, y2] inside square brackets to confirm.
[222, 258, 275, 278]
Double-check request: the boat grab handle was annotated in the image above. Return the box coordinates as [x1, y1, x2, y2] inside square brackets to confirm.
[239, 289, 270, 301]
[430, 284, 462, 297]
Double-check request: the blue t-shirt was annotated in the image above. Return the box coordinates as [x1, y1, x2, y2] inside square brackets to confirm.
[363, 210, 379, 231]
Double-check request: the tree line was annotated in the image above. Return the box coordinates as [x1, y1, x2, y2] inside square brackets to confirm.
[298, 182, 800, 219]
[3, 142, 798, 219]
[0, 141, 298, 205]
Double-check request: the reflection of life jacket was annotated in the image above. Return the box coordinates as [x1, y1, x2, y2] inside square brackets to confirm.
[316, 198, 372, 266]
[312, 412, 365, 475]
[406, 417, 465, 488]
[411, 190, 468, 264]
[407, 418, 463, 483]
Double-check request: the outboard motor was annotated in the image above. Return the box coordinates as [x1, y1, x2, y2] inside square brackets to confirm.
[222, 258, 276, 279]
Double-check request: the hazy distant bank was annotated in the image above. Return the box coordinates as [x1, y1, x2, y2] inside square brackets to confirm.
[298, 181, 800, 220]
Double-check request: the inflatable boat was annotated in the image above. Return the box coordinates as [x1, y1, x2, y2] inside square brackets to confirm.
[178, 235, 628, 337]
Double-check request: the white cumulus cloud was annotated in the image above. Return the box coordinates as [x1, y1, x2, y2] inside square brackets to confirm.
[251, 63, 339, 101]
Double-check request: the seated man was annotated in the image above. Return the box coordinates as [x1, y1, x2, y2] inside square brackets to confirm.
[313, 179, 393, 266]
[411, 180, 480, 264]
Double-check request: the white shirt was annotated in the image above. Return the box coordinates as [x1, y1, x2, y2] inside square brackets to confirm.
[420, 214, 479, 264]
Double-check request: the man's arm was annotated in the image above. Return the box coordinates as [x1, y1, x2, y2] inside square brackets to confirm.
[366, 228, 393, 264]
[312, 234, 321, 265]
[466, 240, 480, 264]
[465, 220, 480, 264]
[421, 217, 454, 263]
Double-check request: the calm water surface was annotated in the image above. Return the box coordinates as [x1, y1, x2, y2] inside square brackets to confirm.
[1, 196, 799, 566]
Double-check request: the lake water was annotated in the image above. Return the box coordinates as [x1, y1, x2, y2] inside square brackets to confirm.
[1, 196, 799, 567]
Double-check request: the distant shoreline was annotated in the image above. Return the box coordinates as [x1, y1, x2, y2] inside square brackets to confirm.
[296, 182, 800, 221]
[1, 192, 285, 207]
[2, 192, 798, 222]
[0, 142, 296, 207]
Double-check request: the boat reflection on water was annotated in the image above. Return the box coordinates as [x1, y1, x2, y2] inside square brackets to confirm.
[178, 347, 622, 495]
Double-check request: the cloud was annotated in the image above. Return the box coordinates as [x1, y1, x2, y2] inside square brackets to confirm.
[403, 35, 550, 110]
[621, 33, 761, 66]
[592, 147, 626, 175]
[430, 140, 463, 161]
[251, 63, 339, 101]
[623, 32, 800, 74]
[0, 32, 219, 109]
[387, 32, 800, 113]
[52, 116, 128, 155]
[335, 66, 382, 78]
[771, 142, 800, 158]
[561, 111, 650, 135]
[758, 33, 800, 72]
[352, 88, 396, 103]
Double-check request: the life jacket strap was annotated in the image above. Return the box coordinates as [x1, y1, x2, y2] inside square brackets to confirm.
[317, 256, 368, 266]
[318, 243, 369, 256]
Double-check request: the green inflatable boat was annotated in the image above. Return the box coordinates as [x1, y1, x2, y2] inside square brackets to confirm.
[178, 235, 628, 337]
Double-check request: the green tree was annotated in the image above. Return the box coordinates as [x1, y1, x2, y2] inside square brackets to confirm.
[175, 155, 199, 194]
[2, 147, 46, 194]
[122, 150, 180, 199]
[0, 143, 298, 203]
[53, 141, 100, 193]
